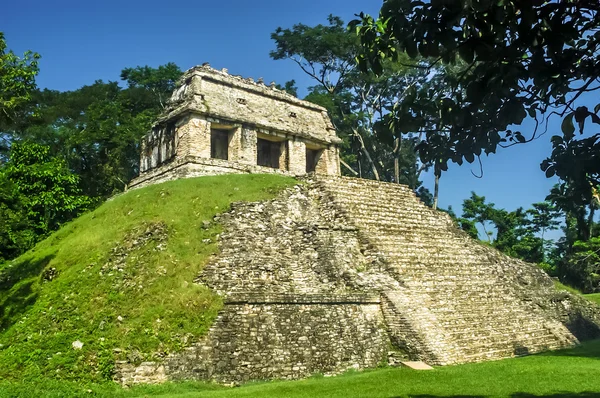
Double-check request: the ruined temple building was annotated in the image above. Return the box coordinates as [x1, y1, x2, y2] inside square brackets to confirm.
[129, 65, 341, 189]
[120, 65, 600, 385]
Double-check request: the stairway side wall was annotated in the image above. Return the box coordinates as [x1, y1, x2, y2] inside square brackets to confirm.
[165, 299, 387, 383]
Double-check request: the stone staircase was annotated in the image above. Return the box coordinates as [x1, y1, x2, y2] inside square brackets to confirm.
[315, 175, 578, 365]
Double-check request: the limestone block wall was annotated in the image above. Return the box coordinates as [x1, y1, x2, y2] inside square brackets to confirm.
[162, 184, 394, 384]
[197, 185, 384, 296]
[279, 141, 288, 171]
[182, 117, 211, 159]
[166, 298, 387, 383]
[239, 127, 258, 164]
[315, 176, 599, 364]
[134, 65, 342, 188]
[315, 146, 340, 176]
[228, 126, 258, 164]
[165, 66, 338, 145]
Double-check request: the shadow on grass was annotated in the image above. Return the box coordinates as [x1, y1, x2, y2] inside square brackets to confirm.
[512, 393, 600, 397]
[565, 312, 600, 341]
[0, 254, 54, 329]
[538, 339, 600, 360]
[394, 394, 600, 398]
[393, 395, 485, 398]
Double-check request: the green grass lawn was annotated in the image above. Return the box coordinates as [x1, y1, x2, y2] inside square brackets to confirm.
[0, 174, 296, 384]
[2, 339, 600, 398]
[586, 293, 600, 306]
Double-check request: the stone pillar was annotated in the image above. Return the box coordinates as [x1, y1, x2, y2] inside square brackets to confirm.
[288, 140, 307, 175]
[139, 137, 150, 173]
[178, 116, 211, 159]
[316, 146, 340, 176]
[237, 126, 257, 165]
[228, 126, 242, 161]
[278, 141, 289, 171]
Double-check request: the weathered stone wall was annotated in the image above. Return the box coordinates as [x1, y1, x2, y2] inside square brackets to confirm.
[128, 156, 293, 190]
[135, 65, 342, 186]
[165, 66, 338, 145]
[288, 140, 306, 174]
[139, 123, 177, 173]
[315, 146, 340, 176]
[181, 117, 211, 159]
[166, 298, 387, 384]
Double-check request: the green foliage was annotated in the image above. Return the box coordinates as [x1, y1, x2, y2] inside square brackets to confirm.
[3, 142, 89, 233]
[0, 32, 40, 131]
[10, 64, 182, 200]
[0, 175, 34, 260]
[271, 15, 432, 199]
[0, 174, 296, 383]
[0, 142, 89, 260]
[354, 0, 600, 191]
[460, 192, 547, 264]
[587, 293, 600, 306]
[120, 62, 181, 109]
[274, 80, 298, 97]
[559, 237, 600, 293]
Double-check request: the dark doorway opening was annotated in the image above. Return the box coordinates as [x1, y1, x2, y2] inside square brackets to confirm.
[306, 148, 322, 173]
[211, 129, 229, 160]
[257, 138, 282, 168]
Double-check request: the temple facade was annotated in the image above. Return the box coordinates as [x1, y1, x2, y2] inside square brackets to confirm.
[129, 65, 342, 189]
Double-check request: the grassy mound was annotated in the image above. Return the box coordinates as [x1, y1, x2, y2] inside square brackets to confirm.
[0, 174, 296, 383]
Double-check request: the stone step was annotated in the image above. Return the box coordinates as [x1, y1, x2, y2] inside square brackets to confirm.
[460, 338, 570, 358]
[314, 177, 579, 365]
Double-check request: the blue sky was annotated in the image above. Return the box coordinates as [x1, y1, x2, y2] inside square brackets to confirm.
[1, 0, 571, 236]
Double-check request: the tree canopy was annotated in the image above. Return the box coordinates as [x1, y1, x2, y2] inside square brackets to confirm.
[353, 0, 600, 186]
[271, 15, 434, 204]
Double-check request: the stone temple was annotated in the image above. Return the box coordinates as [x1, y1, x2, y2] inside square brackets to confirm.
[118, 65, 600, 385]
[129, 64, 341, 189]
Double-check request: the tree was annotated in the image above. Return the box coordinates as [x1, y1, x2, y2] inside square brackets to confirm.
[11, 64, 183, 199]
[0, 32, 40, 154]
[275, 80, 298, 97]
[561, 237, 600, 293]
[353, 0, 600, 194]
[527, 201, 561, 261]
[1, 142, 89, 258]
[0, 175, 32, 261]
[120, 62, 181, 109]
[460, 192, 543, 263]
[271, 15, 433, 200]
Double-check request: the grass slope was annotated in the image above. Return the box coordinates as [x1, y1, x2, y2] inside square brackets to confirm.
[587, 293, 600, 306]
[1, 339, 600, 397]
[0, 174, 296, 384]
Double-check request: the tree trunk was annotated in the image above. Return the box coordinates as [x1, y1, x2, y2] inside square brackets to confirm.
[363, 147, 380, 181]
[433, 172, 440, 210]
[577, 210, 590, 242]
[352, 128, 379, 181]
[358, 158, 362, 178]
[393, 137, 400, 184]
[587, 204, 596, 240]
[340, 159, 359, 176]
